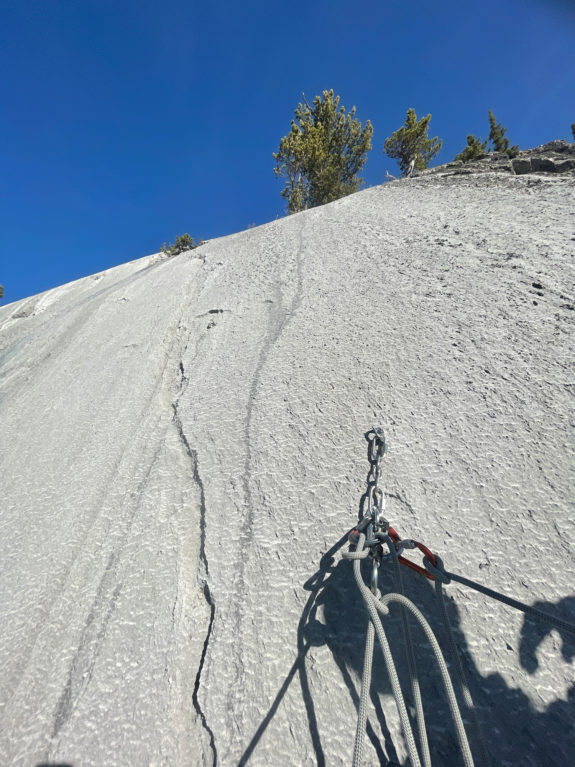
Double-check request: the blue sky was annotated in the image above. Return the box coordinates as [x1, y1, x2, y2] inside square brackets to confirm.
[1, 0, 574, 304]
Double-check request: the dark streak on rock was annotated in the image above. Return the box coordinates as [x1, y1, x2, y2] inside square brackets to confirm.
[172, 360, 218, 765]
[386, 490, 417, 519]
[226, 219, 307, 723]
[193, 583, 217, 767]
[52, 554, 122, 739]
[241, 219, 306, 551]
[194, 309, 232, 319]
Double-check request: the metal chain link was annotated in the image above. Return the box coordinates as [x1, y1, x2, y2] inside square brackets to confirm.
[365, 427, 388, 531]
[362, 428, 389, 593]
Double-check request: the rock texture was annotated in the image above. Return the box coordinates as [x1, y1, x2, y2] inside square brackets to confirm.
[421, 140, 575, 178]
[0, 162, 574, 766]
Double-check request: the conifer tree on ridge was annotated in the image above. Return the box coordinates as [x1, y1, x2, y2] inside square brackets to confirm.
[383, 108, 443, 176]
[273, 90, 373, 213]
[454, 134, 488, 163]
[488, 109, 518, 157]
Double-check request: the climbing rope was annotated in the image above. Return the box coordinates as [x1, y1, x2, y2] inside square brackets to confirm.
[386, 533, 431, 767]
[343, 532, 474, 767]
[433, 577, 491, 767]
[343, 428, 475, 766]
[343, 428, 575, 766]
[423, 557, 575, 639]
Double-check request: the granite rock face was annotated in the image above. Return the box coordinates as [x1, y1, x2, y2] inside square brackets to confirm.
[0, 162, 574, 767]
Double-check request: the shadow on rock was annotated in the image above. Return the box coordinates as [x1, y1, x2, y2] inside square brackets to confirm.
[239, 439, 575, 765]
[239, 537, 575, 766]
[519, 595, 575, 672]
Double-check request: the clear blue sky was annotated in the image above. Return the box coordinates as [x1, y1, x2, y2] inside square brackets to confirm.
[1, 0, 574, 304]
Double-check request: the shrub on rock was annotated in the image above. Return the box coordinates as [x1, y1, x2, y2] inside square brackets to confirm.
[161, 234, 200, 256]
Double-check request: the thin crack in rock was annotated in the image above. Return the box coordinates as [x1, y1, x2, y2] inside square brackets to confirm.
[172, 360, 218, 765]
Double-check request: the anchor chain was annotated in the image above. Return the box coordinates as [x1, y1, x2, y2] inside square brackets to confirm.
[365, 427, 388, 530]
[360, 428, 389, 593]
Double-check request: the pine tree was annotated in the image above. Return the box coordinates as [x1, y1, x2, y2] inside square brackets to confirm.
[273, 90, 373, 213]
[383, 109, 442, 176]
[488, 110, 518, 157]
[454, 134, 488, 163]
[571, 123, 575, 141]
[0, 285, 3, 301]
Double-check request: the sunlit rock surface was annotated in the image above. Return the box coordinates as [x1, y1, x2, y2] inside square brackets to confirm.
[1, 158, 574, 766]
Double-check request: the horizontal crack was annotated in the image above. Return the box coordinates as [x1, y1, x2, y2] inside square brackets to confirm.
[195, 308, 233, 318]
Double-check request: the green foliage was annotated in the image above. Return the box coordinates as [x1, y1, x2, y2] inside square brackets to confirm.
[571, 123, 575, 141]
[161, 233, 203, 256]
[383, 109, 443, 176]
[273, 89, 373, 213]
[488, 109, 518, 157]
[454, 134, 488, 163]
[455, 111, 518, 164]
[0, 285, 3, 301]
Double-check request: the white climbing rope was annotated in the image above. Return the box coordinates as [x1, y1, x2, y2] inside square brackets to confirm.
[343, 533, 475, 767]
[344, 537, 422, 767]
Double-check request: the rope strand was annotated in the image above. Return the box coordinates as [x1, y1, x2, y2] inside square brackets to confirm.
[386, 535, 431, 767]
[345, 534, 475, 767]
[424, 557, 575, 639]
[434, 580, 491, 767]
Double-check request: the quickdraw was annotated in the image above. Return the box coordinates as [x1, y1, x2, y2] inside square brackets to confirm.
[389, 526, 437, 581]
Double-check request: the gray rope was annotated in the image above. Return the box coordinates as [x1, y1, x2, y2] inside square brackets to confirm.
[434, 580, 491, 767]
[345, 534, 475, 767]
[424, 556, 575, 638]
[345, 538, 422, 767]
[353, 617, 375, 767]
[378, 592, 475, 767]
[385, 536, 431, 767]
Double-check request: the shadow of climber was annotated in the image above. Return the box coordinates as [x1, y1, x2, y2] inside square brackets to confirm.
[239, 534, 575, 766]
[239, 436, 575, 765]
